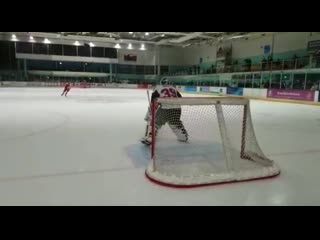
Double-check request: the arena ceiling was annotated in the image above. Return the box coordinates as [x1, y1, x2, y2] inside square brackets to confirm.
[0, 32, 276, 48]
[33, 32, 268, 47]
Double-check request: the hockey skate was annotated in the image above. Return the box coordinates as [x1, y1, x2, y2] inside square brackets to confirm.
[140, 136, 152, 146]
[140, 124, 158, 146]
[178, 135, 188, 143]
[169, 124, 189, 143]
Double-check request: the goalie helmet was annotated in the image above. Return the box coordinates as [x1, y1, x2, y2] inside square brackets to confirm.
[160, 78, 171, 86]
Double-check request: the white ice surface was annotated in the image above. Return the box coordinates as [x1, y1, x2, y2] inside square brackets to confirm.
[0, 87, 320, 205]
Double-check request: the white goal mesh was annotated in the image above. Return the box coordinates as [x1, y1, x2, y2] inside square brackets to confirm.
[146, 97, 280, 187]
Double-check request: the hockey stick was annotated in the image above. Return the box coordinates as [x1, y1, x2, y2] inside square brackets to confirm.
[147, 90, 151, 108]
[144, 90, 152, 137]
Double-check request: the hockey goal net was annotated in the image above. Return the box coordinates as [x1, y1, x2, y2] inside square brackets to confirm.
[146, 97, 280, 188]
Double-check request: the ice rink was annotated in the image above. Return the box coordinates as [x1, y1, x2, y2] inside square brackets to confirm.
[0, 87, 320, 206]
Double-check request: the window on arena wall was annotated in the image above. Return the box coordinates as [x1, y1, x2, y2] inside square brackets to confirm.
[104, 48, 117, 59]
[212, 78, 220, 87]
[132, 65, 137, 74]
[306, 73, 320, 90]
[229, 78, 238, 87]
[118, 64, 136, 74]
[282, 73, 293, 89]
[293, 73, 306, 90]
[112, 64, 117, 74]
[199, 80, 208, 86]
[201, 81, 208, 86]
[105, 64, 111, 74]
[44, 75, 52, 82]
[145, 66, 155, 75]
[234, 74, 241, 87]
[144, 66, 149, 75]
[237, 74, 246, 88]
[33, 43, 48, 55]
[185, 80, 194, 86]
[49, 44, 63, 55]
[27, 60, 56, 71]
[0, 41, 17, 70]
[117, 65, 126, 74]
[252, 74, 262, 88]
[225, 79, 233, 87]
[261, 73, 269, 89]
[135, 66, 145, 75]
[271, 74, 281, 89]
[78, 46, 90, 57]
[63, 45, 77, 56]
[92, 47, 104, 58]
[83, 62, 92, 72]
[129, 65, 136, 74]
[63, 62, 83, 72]
[232, 74, 238, 85]
[220, 79, 227, 87]
[16, 42, 32, 54]
[160, 66, 169, 75]
[246, 74, 255, 88]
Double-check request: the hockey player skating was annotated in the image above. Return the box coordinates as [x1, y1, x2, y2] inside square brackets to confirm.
[141, 79, 188, 146]
[61, 82, 71, 97]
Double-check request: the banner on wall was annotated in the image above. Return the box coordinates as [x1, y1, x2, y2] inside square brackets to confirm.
[200, 86, 210, 92]
[199, 86, 225, 95]
[2, 81, 28, 87]
[307, 40, 320, 52]
[227, 87, 243, 96]
[216, 47, 225, 59]
[184, 86, 197, 92]
[124, 54, 137, 62]
[210, 87, 225, 95]
[264, 45, 271, 55]
[267, 89, 315, 102]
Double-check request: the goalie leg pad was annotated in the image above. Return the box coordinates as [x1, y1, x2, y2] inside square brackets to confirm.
[169, 122, 189, 142]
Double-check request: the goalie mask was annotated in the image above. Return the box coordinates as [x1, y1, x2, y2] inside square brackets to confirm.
[160, 78, 170, 86]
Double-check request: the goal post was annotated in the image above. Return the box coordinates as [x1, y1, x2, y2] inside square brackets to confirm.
[146, 97, 280, 188]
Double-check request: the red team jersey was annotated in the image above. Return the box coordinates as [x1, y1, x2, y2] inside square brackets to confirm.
[64, 83, 71, 91]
